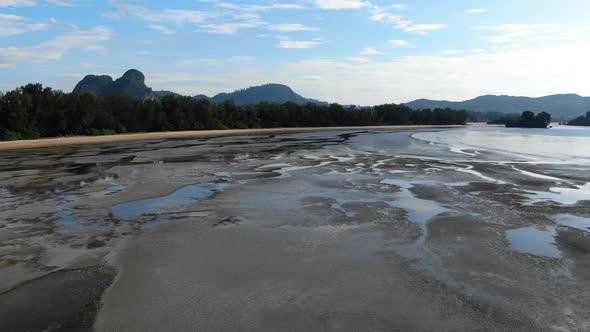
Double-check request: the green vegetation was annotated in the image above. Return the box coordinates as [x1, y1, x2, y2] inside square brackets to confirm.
[567, 111, 590, 126]
[0, 83, 470, 141]
[468, 111, 520, 123]
[505, 111, 552, 128]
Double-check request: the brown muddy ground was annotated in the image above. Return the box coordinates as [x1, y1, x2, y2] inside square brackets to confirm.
[0, 128, 589, 331]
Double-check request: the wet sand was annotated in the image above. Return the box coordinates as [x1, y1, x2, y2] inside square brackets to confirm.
[0, 128, 589, 331]
[0, 266, 115, 331]
[0, 125, 462, 151]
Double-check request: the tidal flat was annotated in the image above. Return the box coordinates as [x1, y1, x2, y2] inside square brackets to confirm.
[1, 127, 589, 331]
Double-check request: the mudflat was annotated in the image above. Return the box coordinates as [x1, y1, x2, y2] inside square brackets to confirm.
[0, 127, 589, 331]
[0, 125, 462, 151]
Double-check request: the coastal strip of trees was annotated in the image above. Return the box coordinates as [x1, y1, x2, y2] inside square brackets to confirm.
[469, 111, 519, 124]
[0, 84, 470, 141]
[567, 111, 590, 126]
[504, 111, 552, 128]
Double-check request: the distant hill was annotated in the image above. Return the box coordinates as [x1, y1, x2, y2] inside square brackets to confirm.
[153, 90, 181, 98]
[406, 94, 590, 119]
[73, 70, 588, 117]
[197, 84, 328, 105]
[73, 69, 154, 100]
[73, 70, 327, 105]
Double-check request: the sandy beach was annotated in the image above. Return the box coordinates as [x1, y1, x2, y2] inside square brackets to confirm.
[0, 125, 463, 151]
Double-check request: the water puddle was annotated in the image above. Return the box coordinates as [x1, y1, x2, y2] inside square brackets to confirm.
[56, 195, 77, 204]
[330, 198, 378, 218]
[107, 185, 127, 193]
[510, 166, 563, 182]
[454, 165, 505, 184]
[54, 209, 98, 232]
[111, 183, 226, 220]
[555, 214, 590, 232]
[506, 215, 590, 258]
[331, 200, 357, 218]
[381, 179, 451, 243]
[506, 226, 560, 258]
[263, 161, 334, 179]
[527, 183, 590, 205]
[450, 146, 477, 157]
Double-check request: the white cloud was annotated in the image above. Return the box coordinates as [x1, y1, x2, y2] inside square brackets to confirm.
[0, 14, 50, 37]
[147, 24, 175, 34]
[404, 24, 447, 33]
[486, 24, 584, 44]
[468, 8, 487, 14]
[346, 57, 371, 63]
[45, 0, 79, 6]
[369, 12, 411, 29]
[201, 21, 261, 34]
[227, 56, 256, 63]
[133, 41, 590, 106]
[314, 0, 371, 10]
[0, 26, 112, 68]
[389, 39, 409, 47]
[277, 40, 321, 49]
[268, 42, 590, 104]
[0, 0, 36, 6]
[441, 50, 464, 55]
[0, 0, 86, 6]
[104, 3, 215, 25]
[391, 4, 408, 10]
[203, 1, 303, 11]
[270, 24, 318, 32]
[106, 2, 267, 35]
[361, 47, 383, 55]
[369, 9, 445, 34]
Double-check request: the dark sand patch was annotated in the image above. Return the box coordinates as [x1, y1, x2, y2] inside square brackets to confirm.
[0, 265, 115, 332]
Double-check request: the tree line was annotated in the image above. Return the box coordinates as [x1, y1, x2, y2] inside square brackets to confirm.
[505, 111, 552, 128]
[567, 111, 590, 126]
[469, 111, 519, 123]
[0, 84, 470, 140]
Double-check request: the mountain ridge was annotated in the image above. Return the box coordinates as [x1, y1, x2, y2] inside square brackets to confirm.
[73, 69, 154, 100]
[406, 94, 590, 119]
[72, 70, 327, 105]
[198, 83, 328, 105]
[72, 70, 590, 118]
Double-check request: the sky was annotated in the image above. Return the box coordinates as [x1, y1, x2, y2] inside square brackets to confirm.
[1, 0, 590, 105]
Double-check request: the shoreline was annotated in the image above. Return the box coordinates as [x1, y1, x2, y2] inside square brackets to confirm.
[0, 125, 464, 151]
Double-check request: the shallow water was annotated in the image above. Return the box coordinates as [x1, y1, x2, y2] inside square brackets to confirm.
[107, 185, 127, 193]
[506, 226, 560, 258]
[381, 178, 451, 243]
[54, 209, 100, 233]
[527, 183, 590, 205]
[556, 214, 590, 232]
[412, 126, 590, 164]
[111, 183, 226, 220]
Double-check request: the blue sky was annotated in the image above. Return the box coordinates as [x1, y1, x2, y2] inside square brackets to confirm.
[1, 0, 590, 104]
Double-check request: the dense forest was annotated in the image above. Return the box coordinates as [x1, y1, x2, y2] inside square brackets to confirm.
[468, 111, 519, 123]
[567, 111, 590, 126]
[0, 84, 470, 141]
[505, 111, 552, 128]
